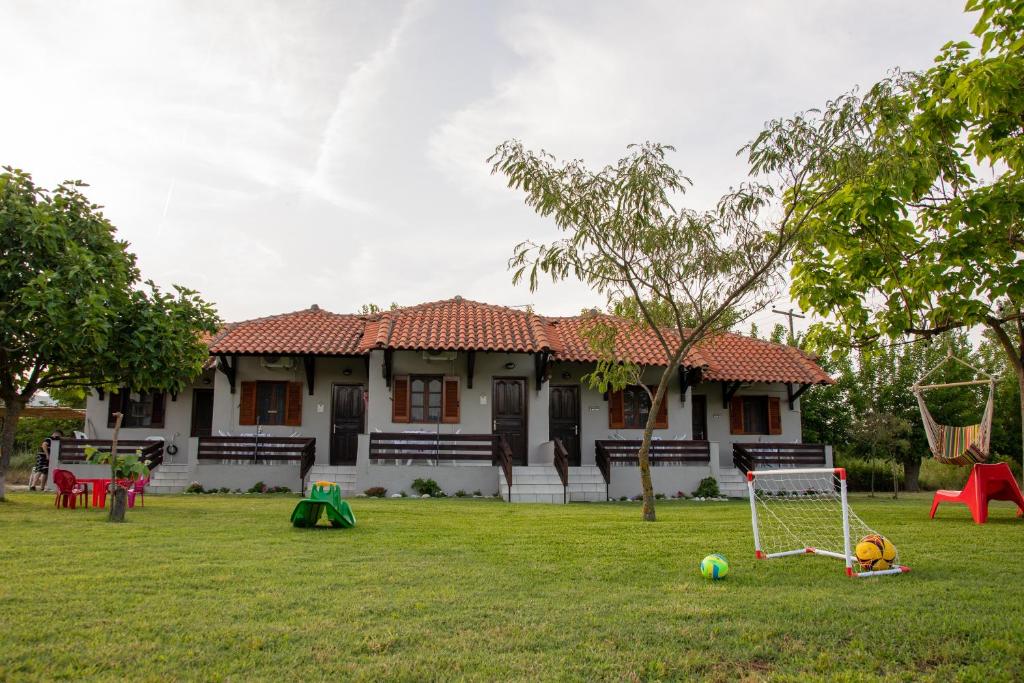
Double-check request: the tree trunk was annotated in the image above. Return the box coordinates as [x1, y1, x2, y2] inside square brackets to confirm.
[903, 458, 921, 493]
[636, 367, 676, 522]
[0, 398, 25, 501]
[1018, 372, 1024, 486]
[108, 413, 125, 523]
[892, 461, 899, 499]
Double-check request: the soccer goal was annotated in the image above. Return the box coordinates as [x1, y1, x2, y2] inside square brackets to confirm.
[746, 467, 909, 577]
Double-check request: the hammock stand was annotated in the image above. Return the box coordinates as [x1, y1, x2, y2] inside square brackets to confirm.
[911, 354, 996, 467]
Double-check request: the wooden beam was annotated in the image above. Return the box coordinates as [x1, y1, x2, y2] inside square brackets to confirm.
[786, 382, 812, 410]
[303, 355, 316, 396]
[170, 391, 178, 402]
[382, 349, 393, 389]
[467, 350, 475, 389]
[721, 380, 742, 409]
[216, 354, 237, 394]
[534, 351, 551, 393]
[678, 367, 702, 404]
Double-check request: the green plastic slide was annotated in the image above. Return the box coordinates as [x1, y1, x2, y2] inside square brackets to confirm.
[290, 482, 356, 529]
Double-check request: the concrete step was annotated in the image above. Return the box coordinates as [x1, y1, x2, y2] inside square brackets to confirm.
[304, 466, 358, 495]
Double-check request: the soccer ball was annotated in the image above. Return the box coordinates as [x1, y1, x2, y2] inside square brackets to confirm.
[854, 534, 897, 571]
[700, 553, 729, 580]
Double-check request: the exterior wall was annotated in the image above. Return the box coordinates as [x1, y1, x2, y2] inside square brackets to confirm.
[608, 443, 720, 498]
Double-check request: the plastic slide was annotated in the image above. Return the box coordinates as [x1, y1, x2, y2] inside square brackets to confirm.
[290, 481, 356, 529]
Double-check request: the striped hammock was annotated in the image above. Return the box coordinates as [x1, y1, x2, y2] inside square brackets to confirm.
[912, 356, 995, 467]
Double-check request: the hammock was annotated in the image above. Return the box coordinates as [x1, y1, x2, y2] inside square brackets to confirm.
[911, 354, 995, 467]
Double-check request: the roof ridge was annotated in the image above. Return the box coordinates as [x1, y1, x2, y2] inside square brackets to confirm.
[221, 305, 355, 327]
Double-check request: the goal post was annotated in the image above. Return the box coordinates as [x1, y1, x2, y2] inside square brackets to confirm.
[746, 467, 910, 578]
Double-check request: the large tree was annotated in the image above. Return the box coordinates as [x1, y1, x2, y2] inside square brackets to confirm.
[491, 129, 856, 520]
[0, 168, 218, 500]
[761, 0, 1024, 479]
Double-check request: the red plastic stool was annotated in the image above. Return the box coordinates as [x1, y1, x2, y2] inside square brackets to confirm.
[930, 463, 1024, 524]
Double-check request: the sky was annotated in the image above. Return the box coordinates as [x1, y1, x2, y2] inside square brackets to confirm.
[1, 0, 977, 332]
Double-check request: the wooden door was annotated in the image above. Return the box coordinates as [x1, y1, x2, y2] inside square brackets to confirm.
[493, 378, 528, 466]
[330, 384, 364, 466]
[692, 394, 708, 441]
[190, 389, 214, 438]
[549, 385, 581, 466]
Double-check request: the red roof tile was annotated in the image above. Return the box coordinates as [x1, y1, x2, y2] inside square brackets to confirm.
[207, 306, 365, 356]
[364, 297, 552, 353]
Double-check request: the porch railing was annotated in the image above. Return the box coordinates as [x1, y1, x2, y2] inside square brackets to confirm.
[57, 439, 164, 470]
[496, 437, 513, 503]
[197, 436, 316, 490]
[552, 438, 569, 503]
[594, 440, 711, 486]
[732, 443, 827, 474]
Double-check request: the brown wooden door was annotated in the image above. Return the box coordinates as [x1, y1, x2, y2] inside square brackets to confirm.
[549, 385, 581, 466]
[330, 384, 364, 466]
[493, 378, 528, 466]
[692, 394, 708, 441]
[190, 389, 214, 437]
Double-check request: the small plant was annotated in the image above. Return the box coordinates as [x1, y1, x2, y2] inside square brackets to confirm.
[364, 486, 387, 498]
[247, 481, 267, 494]
[184, 481, 204, 494]
[619, 496, 628, 501]
[693, 477, 720, 498]
[455, 490, 467, 498]
[218, 487, 230, 494]
[673, 490, 687, 499]
[400, 491, 408, 498]
[473, 490, 482, 497]
[411, 478, 443, 497]
[655, 492, 666, 500]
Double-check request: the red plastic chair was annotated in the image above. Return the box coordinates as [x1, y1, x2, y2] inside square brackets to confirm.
[930, 463, 1024, 524]
[126, 477, 148, 508]
[52, 469, 89, 509]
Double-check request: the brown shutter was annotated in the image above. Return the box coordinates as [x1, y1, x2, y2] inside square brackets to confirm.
[150, 392, 166, 428]
[285, 382, 303, 426]
[652, 388, 668, 429]
[768, 397, 782, 435]
[608, 389, 625, 429]
[392, 375, 410, 423]
[441, 375, 460, 424]
[239, 382, 257, 425]
[107, 391, 122, 428]
[729, 397, 744, 435]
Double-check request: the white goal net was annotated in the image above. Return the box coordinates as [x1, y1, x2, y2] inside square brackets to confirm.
[747, 468, 908, 577]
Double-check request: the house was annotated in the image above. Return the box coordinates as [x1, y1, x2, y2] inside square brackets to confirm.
[54, 297, 833, 502]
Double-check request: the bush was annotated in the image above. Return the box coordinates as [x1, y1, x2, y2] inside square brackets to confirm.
[833, 456, 903, 492]
[184, 482, 204, 494]
[455, 490, 467, 498]
[13, 417, 83, 454]
[473, 490, 482, 497]
[654, 492, 666, 500]
[247, 481, 267, 494]
[618, 496, 628, 501]
[364, 486, 387, 498]
[411, 478, 443, 497]
[693, 477, 720, 498]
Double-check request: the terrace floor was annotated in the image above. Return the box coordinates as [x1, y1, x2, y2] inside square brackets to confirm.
[1, 493, 1022, 680]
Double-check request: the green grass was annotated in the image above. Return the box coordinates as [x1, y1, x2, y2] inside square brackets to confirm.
[1, 493, 1022, 681]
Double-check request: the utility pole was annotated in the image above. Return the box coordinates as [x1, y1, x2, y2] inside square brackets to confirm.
[771, 307, 806, 341]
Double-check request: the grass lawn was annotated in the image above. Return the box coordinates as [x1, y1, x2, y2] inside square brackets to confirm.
[1, 492, 1022, 681]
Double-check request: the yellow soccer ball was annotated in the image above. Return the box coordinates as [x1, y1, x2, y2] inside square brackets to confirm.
[855, 534, 896, 571]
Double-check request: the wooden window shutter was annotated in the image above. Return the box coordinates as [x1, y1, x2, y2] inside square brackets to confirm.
[150, 392, 166, 428]
[729, 397, 744, 435]
[285, 382, 303, 426]
[768, 397, 782, 435]
[239, 382, 257, 425]
[653, 390, 668, 429]
[392, 375, 410, 423]
[441, 375, 460, 424]
[608, 389, 625, 429]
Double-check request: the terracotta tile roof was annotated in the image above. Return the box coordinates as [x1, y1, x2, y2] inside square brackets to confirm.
[363, 297, 552, 353]
[207, 306, 365, 356]
[204, 298, 831, 385]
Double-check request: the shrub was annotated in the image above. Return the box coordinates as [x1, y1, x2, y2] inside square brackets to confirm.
[247, 481, 267, 494]
[473, 490, 482, 497]
[693, 477, 720, 498]
[184, 482, 204, 494]
[618, 496, 628, 501]
[673, 490, 687, 499]
[411, 478, 443, 497]
[364, 486, 387, 498]
[654, 492, 666, 500]
[455, 490, 467, 498]
[833, 456, 903, 492]
[218, 487, 230, 494]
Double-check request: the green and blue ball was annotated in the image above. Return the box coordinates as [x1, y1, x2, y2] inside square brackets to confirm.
[700, 553, 729, 580]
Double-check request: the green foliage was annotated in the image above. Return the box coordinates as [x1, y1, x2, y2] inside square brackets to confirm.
[364, 486, 387, 498]
[693, 477, 720, 498]
[411, 478, 443, 497]
[184, 482, 204, 494]
[83, 446, 150, 481]
[11, 418, 81, 454]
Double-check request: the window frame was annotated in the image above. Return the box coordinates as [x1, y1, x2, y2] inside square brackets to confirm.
[109, 390, 165, 429]
[409, 374, 444, 424]
[741, 396, 770, 435]
[255, 381, 288, 426]
[621, 385, 652, 429]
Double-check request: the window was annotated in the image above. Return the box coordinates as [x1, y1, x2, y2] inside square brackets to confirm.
[691, 395, 708, 440]
[729, 395, 782, 435]
[609, 385, 668, 429]
[410, 375, 443, 423]
[255, 381, 287, 425]
[108, 391, 165, 428]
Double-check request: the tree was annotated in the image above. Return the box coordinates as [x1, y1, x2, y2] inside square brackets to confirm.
[849, 411, 912, 497]
[491, 131, 856, 520]
[0, 168, 219, 501]
[762, 0, 1024, 480]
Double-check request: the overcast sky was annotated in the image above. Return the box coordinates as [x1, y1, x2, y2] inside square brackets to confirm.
[2, 0, 975, 331]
